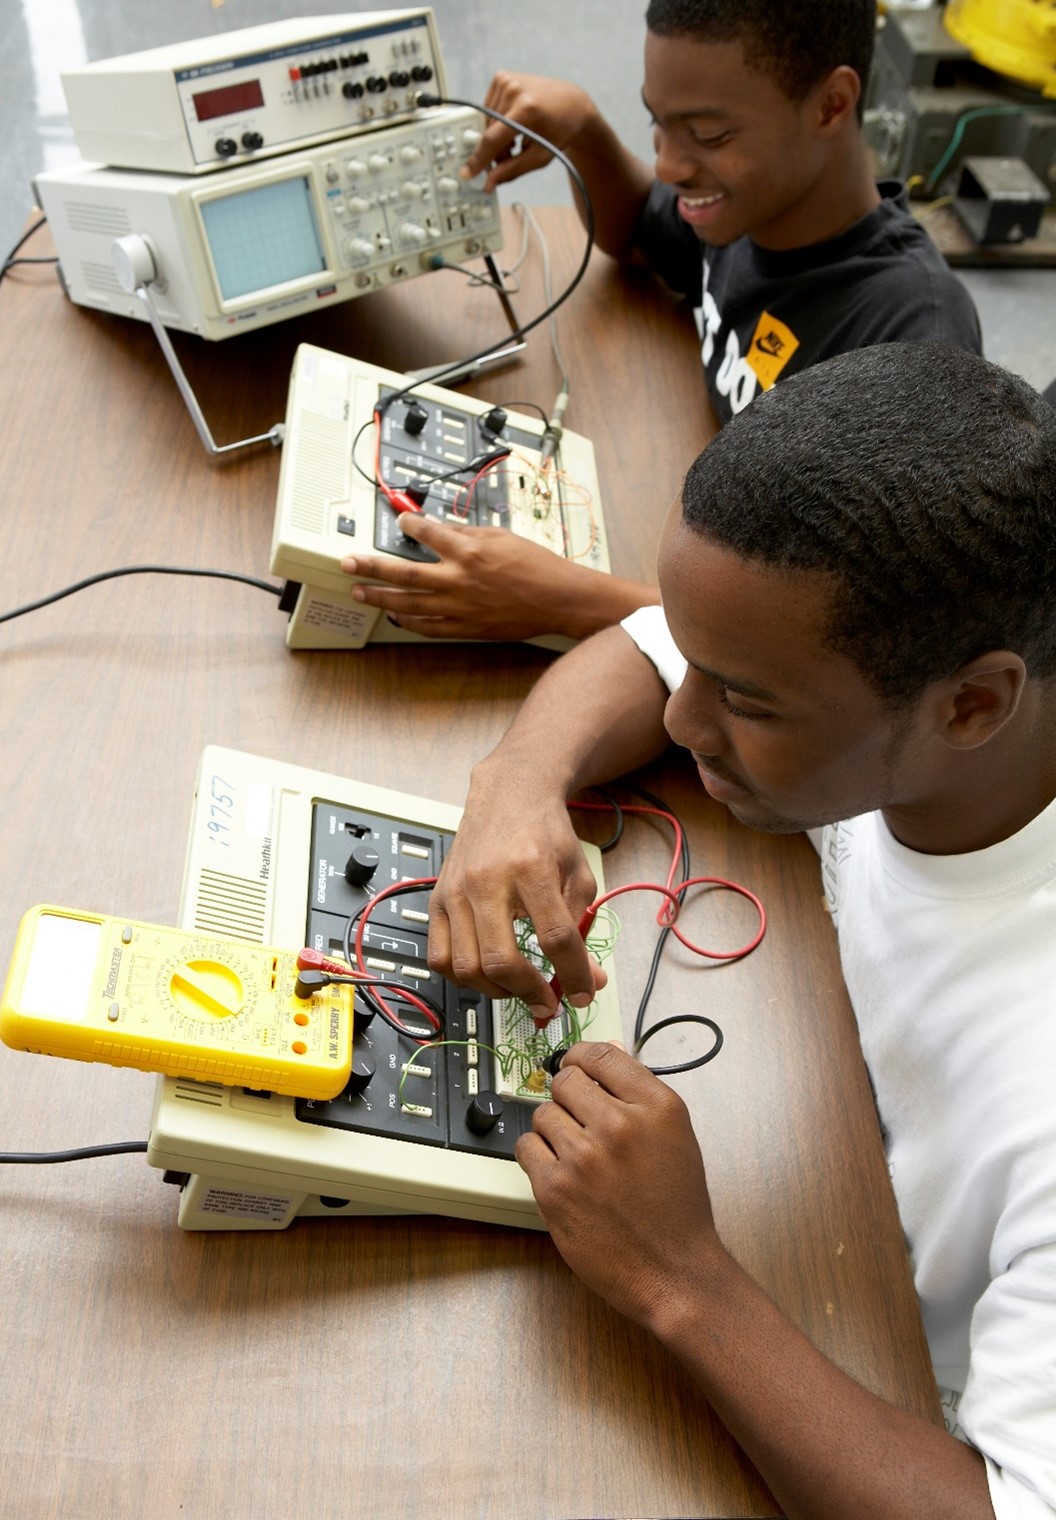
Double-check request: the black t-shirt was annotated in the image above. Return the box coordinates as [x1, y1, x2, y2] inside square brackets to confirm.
[633, 179, 983, 423]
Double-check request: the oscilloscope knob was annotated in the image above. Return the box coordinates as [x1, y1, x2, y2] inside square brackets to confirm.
[345, 237, 375, 261]
[465, 1092, 504, 1136]
[397, 223, 428, 245]
[344, 844, 381, 886]
[345, 1051, 377, 1096]
[368, 152, 390, 172]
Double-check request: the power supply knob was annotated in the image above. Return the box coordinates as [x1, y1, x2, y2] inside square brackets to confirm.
[241, 131, 264, 150]
[465, 1091, 504, 1136]
[215, 137, 238, 158]
[345, 844, 380, 886]
[345, 1051, 377, 1096]
[342, 81, 365, 100]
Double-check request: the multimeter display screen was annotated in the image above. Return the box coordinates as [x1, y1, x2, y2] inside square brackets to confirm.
[199, 176, 327, 301]
[21, 915, 99, 1019]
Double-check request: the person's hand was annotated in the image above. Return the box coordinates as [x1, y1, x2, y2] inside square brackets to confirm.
[427, 759, 601, 1016]
[341, 512, 581, 641]
[516, 1041, 722, 1327]
[462, 72, 601, 193]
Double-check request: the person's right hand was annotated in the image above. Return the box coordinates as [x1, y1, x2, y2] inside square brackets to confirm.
[461, 72, 600, 194]
[427, 759, 602, 1017]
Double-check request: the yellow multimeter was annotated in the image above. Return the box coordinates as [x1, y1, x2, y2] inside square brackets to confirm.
[0, 906, 354, 1100]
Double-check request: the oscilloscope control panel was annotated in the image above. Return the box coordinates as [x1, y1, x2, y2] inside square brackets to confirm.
[61, 10, 447, 175]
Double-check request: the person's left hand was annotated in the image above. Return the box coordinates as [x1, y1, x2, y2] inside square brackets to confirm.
[516, 1041, 723, 1329]
[340, 512, 579, 641]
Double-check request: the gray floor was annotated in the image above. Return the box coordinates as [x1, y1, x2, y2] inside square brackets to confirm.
[2, 0, 1052, 389]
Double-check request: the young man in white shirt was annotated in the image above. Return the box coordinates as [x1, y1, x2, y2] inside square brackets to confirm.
[425, 342, 1056, 1520]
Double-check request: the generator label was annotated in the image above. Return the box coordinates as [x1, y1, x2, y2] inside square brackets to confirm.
[199, 1186, 294, 1222]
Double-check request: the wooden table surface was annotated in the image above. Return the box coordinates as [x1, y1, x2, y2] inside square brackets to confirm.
[0, 207, 940, 1520]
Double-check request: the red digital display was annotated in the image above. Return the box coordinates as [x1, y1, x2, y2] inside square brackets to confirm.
[192, 79, 265, 122]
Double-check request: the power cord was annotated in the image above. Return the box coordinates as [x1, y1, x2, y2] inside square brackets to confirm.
[0, 564, 282, 626]
[0, 1140, 147, 1164]
[1, 216, 56, 286]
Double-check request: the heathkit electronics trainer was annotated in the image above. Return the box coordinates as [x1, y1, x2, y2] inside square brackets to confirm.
[270, 346, 611, 650]
[146, 746, 623, 1231]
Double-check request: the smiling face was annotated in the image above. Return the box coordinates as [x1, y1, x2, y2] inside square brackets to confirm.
[642, 30, 846, 249]
[656, 508, 944, 835]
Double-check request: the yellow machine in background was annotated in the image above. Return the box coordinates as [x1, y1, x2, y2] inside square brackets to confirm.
[944, 0, 1056, 101]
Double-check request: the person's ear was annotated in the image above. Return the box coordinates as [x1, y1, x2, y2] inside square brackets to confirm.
[934, 652, 1027, 750]
[813, 65, 860, 135]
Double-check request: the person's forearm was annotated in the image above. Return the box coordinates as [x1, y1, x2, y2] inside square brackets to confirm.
[651, 1246, 994, 1520]
[561, 114, 654, 259]
[547, 561, 660, 641]
[474, 625, 671, 802]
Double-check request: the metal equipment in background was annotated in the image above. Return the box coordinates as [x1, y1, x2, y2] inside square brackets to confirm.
[864, 1, 1056, 245]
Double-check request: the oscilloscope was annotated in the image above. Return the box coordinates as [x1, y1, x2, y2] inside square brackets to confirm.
[145, 746, 623, 1231]
[270, 347, 611, 650]
[33, 106, 502, 341]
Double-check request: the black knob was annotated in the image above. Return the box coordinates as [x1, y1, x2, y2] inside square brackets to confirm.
[352, 999, 375, 1034]
[465, 1091, 504, 1135]
[403, 401, 428, 436]
[389, 70, 410, 87]
[344, 1052, 376, 1096]
[411, 66, 433, 83]
[215, 137, 238, 158]
[366, 75, 387, 93]
[342, 80, 364, 99]
[241, 131, 264, 150]
[344, 844, 380, 887]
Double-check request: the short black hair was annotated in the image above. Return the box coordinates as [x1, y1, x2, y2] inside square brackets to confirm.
[678, 343, 1056, 707]
[645, 0, 877, 105]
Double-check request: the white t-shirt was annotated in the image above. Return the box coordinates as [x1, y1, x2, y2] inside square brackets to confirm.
[621, 605, 1056, 1519]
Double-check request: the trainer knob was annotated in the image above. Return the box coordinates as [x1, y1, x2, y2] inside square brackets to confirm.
[344, 844, 380, 887]
[465, 1091, 504, 1135]
[344, 1052, 377, 1096]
